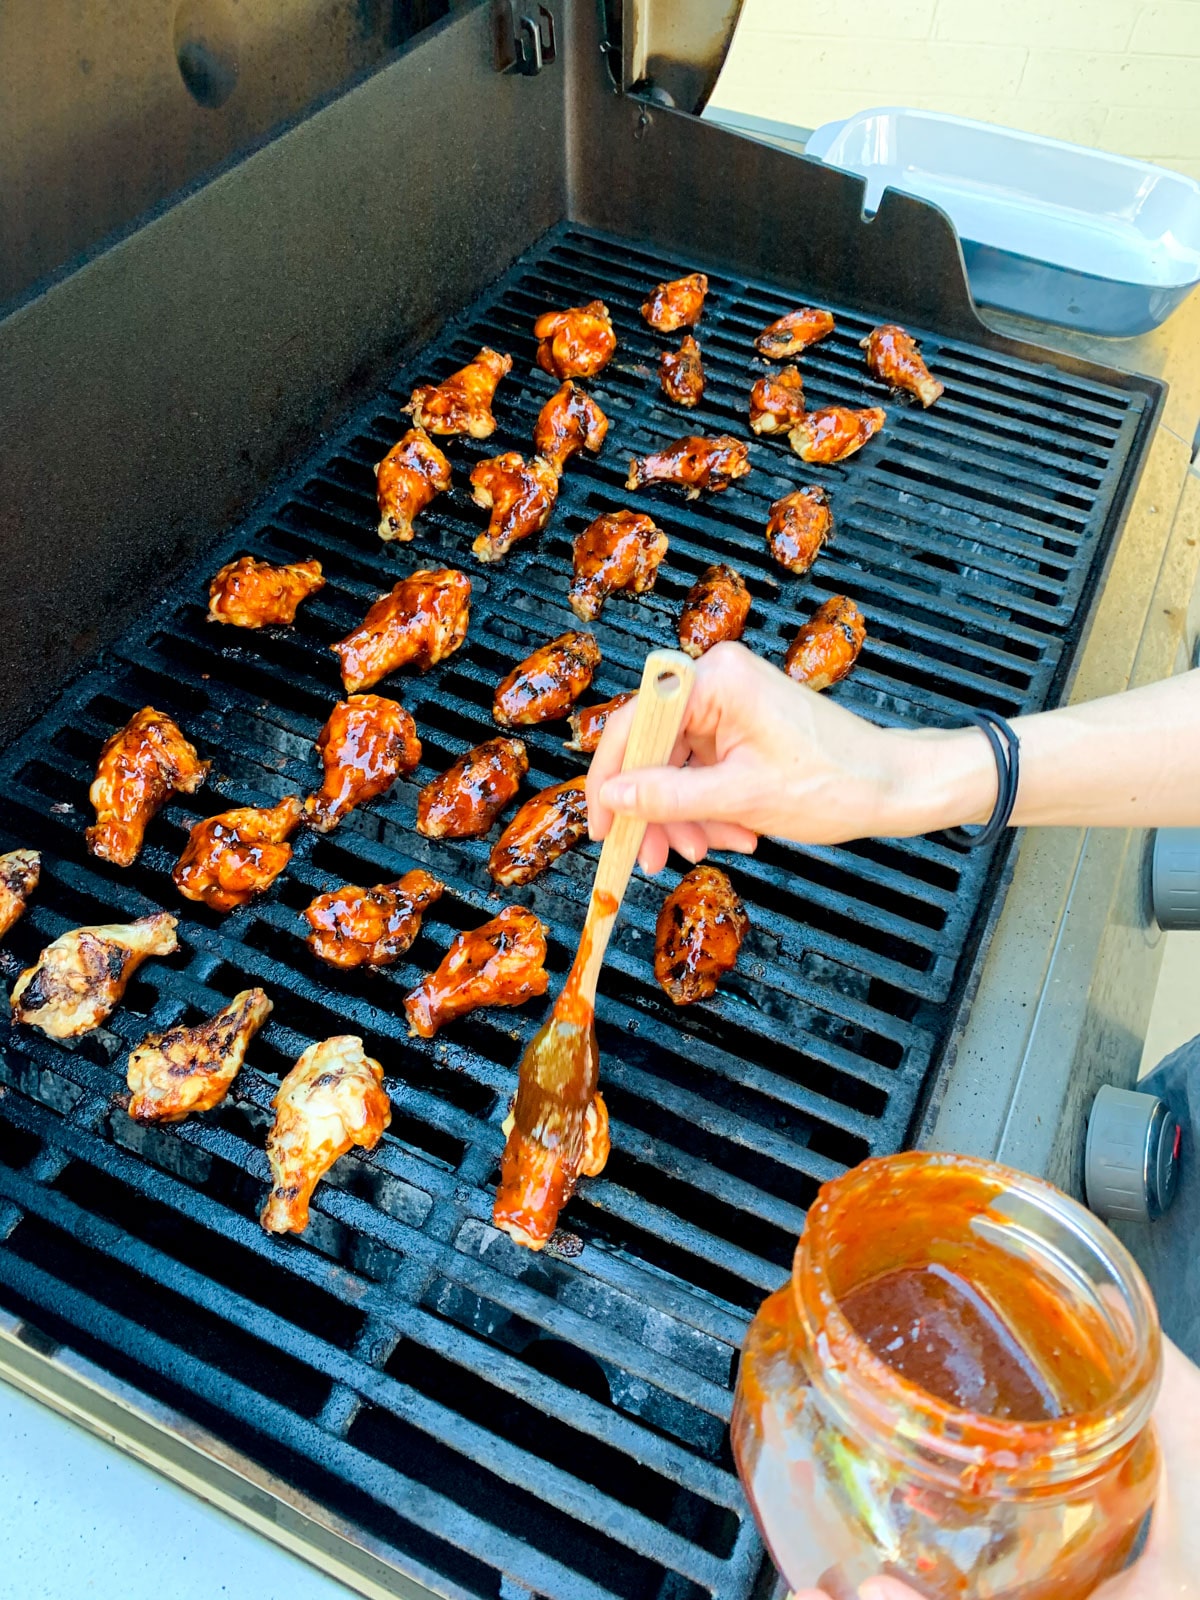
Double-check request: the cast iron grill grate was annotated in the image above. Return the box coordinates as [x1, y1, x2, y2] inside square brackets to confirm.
[0, 223, 1154, 1599]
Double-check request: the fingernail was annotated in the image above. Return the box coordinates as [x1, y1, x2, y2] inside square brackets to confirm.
[605, 779, 636, 811]
[678, 840, 697, 863]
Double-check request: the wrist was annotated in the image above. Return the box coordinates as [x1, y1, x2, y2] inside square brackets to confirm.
[879, 726, 1000, 838]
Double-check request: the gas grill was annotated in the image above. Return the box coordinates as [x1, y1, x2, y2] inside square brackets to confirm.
[0, 4, 1179, 1598]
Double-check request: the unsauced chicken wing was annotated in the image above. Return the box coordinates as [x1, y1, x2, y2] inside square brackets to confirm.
[493, 1091, 610, 1250]
[87, 707, 210, 868]
[862, 324, 944, 408]
[766, 487, 833, 576]
[678, 564, 751, 658]
[564, 693, 635, 753]
[10, 913, 179, 1040]
[626, 435, 751, 498]
[642, 272, 708, 332]
[127, 988, 272, 1124]
[260, 1035, 391, 1234]
[784, 595, 867, 691]
[303, 695, 421, 834]
[533, 382, 609, 477]
[403, 347, 512, 438]
[332, 568, 471, 692]
[416, 738, 528, 839]
[404, 905, 549, 1039]
[487, 779, 588, 887]
[208, 557, 326, 628]
[660, 335, 705, 408]
[568, 511, 668, 622]
[748, 366, 806, 435]
[755, 307, 835, 360]
[655, 865, 748, 1005]
[789, 406, 885, 465]
[0, 850, 40, 941]
[493, 631, 601, 726]
[304, 869, 445, 968]
[375, 427, 452, 542]
[534, 301, 616, 380]
[469, 453, 558, 564]
[173, 796, 303, 911]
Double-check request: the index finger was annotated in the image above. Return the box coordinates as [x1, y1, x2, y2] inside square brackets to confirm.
[585, 691, 639, 840]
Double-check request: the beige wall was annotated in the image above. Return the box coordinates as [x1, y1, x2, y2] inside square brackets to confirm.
[710, 0, 1200, 181]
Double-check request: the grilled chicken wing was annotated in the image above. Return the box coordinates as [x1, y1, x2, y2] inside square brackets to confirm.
[766, 487, 833, 576]
[755, 307, 835, 359]
[660, 335, 705, 408]
[748, 366, 806, 435]
[375, 427, 452, 542]
[403, 347, 512, 438]
[127, 988, 272, 1124]
[789, 406, 885, 464]
[534, 301, 616, 380]
[416, 738, 528, 838]
[565, 693, 635, 754]
[0, 850, 40, 941]
[304, 869, 444, 969]
[173, 796, 303, 911]
[404, 905, 548, 1038]
[208, 556, 325, 628]
[533, 382, 609, 476]
[469, 453, 558, 563]
[678, 564, 751, 658]
[568, 511, 668, 621]
[493, 631, 601, 726]
[303, 695, 421, 834]
[487, 779, 588, 886]
[332, 568, 471, 692]
[87, 707, 210, 868]
[784, 595, 866, 690]
[493, 1091, 610, 1250]
[260, 1036, 391, 1234]
[642, 272, 708, 332]
[655, 865, 748, 1005]
[10, 913, 179, 1039]
[626, 435, 751, 498]
[862, 324, 944, 407]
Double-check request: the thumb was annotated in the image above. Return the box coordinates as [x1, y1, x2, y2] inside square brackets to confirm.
[599, 763, 738, 825]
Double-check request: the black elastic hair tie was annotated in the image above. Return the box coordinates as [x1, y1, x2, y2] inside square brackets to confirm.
[944, 709, 1021, 849]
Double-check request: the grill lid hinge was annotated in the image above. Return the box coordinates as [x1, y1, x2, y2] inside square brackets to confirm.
[493, 2, 557, 75]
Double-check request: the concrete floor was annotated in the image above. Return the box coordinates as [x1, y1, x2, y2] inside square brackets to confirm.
[1140, 932, 1200, 1077]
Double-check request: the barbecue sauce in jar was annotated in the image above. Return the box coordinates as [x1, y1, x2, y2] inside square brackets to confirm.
[732, 1152, 1161, 1600]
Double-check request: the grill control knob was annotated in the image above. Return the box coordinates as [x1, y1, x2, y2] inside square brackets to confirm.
[1152, 828, 1200, 929]
[1085, 1085, 1180, 1223]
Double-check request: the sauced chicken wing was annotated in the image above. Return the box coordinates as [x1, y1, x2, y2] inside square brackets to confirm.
[642, 272, 708, 332]
[862, 324, 944, 408]
[469, 453, 558, 563]
[375, 427, 452, 542]
[748, 366, 806, 435]
[660, 335, 705, 408]
[208, 557, 325, 628]
[87, 707, 210, 868]
[303, 695, 421, 834]
[493, 1091, 610, 1250]
[304, 869, 444, 969]
[173, 796, 303, 911]
[533, 382, 609, 476]
[0, 850, 40, 941]
[654, 865, 748, 1005]
[493, 631, 601, 726]
[568, 511, 668, 621]
[416, 738, 528, 838]
[10, 913, 179, 1039]
[766, 487, 833, 576]
[678, 564, 751, 658]
[404, 905, 549, 1039]
[332, 568, 471, 692]
[626, 435, 751, 498]
[789, 406, 885, 465]
[127, 988, 272, 1124]
[755, 307, 835, 359]
[260, 1035, 391, 1234]
[534, 301, 616, 380]
[403, 347, 512, 438]
[565, 693, 635, 754]
[784, 595, 867, 691]
[487, 779, 588, 887]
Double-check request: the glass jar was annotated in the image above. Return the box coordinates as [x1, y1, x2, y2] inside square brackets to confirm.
[732, 1152, 1161, 1599]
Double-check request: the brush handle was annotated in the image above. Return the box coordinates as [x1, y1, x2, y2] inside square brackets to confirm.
[563, 649, 695, 1012]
